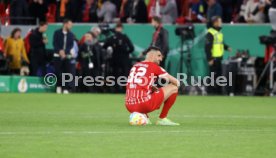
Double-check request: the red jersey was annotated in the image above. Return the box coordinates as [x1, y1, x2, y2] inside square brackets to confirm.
[125, 61, 168, 105]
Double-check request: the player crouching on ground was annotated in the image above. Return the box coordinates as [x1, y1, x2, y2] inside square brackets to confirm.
[125, 46, 180, 126]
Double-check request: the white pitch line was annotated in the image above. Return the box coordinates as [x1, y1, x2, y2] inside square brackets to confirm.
[0, 129, 275, 135]
[1, 112, 276, 120]
[173, 115, 276, 119]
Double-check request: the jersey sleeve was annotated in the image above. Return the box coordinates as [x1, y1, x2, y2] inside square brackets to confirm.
[152, 64, 168, 77]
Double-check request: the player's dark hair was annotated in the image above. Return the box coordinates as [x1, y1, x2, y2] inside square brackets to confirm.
[143, 46, 163, 55]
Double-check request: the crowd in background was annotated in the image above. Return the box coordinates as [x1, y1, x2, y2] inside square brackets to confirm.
[0, 0, 276, 24]
[0, 0, 276, 94]
[0, 15, 170, 93]
[0, 20, 138, 93]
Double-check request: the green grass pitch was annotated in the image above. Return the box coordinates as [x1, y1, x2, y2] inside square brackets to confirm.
[0, 94, 276, 158]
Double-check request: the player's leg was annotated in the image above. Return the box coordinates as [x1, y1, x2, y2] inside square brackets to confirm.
[161, 84, 178, 101]
[160, 84, 178, 118]
[156, 84, 179, 125]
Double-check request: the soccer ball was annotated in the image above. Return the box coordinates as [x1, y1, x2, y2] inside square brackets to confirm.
[129, 112, 148, 125]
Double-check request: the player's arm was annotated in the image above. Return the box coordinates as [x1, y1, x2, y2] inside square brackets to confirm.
[159, 73, 180, 88]
[153, 64, 180, 87]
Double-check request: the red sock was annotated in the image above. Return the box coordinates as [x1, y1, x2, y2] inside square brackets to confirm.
[159, 93, 178, 119]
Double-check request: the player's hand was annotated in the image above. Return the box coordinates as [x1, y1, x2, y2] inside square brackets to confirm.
[151, 86, 159, 92]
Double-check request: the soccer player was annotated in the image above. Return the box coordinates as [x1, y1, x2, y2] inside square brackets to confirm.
[125, 46, 180, 126]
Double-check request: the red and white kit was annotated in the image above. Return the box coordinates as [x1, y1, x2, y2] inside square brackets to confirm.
[125, 61, 168, 113]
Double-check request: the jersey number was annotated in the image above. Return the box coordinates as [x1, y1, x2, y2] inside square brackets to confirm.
[127, 67, 147, 84]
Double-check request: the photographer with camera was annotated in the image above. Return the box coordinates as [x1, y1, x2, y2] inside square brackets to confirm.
[205, 16, 232, 95]
[79, 32, 103, 92]
[104, 22, 134, 93]
[258, 4, 276, 95]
